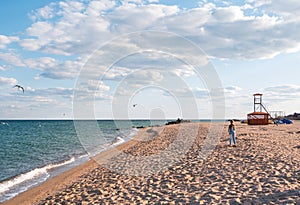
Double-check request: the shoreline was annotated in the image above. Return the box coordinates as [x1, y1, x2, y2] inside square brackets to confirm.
[1, 122, 206, 204]
[1, 125, 144, 205]
[2, 122, 172, 205]
[0, 122, 142, 203]
[3, 121, 300, 204]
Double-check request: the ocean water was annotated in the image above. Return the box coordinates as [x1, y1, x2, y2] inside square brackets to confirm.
[0, 120, 167, 203]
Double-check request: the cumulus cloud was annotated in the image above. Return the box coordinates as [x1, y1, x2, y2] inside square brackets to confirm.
[0, 35, 19, 49]
[212, 6, 249, 22]
[102, 66, 132, 80]
[16, 0, 300, 62]
[225, 85, 242, 93]
[0, 52, 24, 67]
[172, 87, 209, 99]
[29, 3, 56, 21]
[24, 57, 83, 79]
[25, 87, 74, 98]
[114, 69, 164, 96]
[0, 76, 18, 86]
[2, 0, 300, 82]
[265, 84, 300, 93]
[85, 80, 110, 92]
[74, 79, 112, 101]
[0, 66, 6, 71]
[263, 84, 300, 101]
[161, 86, 209, 100]
[253, 0, 300, 21]
[20, 0, 115, 56]
[172, 65, 195, 78]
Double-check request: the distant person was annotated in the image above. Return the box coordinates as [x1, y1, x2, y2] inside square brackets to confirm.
[228, 120, 236, 146]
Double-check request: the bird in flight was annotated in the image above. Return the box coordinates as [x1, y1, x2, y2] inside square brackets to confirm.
[13, 85, 24, 93]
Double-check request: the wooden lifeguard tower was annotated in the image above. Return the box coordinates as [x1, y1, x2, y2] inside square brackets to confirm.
[247, 93, 270, 125]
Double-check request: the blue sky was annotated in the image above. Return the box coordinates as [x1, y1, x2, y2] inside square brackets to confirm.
[0, 0, 299, 119]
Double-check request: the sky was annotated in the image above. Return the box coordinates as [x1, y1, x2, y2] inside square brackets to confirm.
[0, 0, 299, 120]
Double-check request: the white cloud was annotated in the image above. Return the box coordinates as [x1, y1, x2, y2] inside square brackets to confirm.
[0, 35, 19, 49]
[29, 3, 56, 21]
[188, 87, 210, 99]
[0, 77, 18, 86]
[245, 0, 272, 8]
[0, 1, 296, 116]
[109, 3, 179, 31]
[172, 65, 195, 77]
[26, 87, 74, 97]
[225, 85, 242, 93]
[33, 96, 56, 103]
[264, 84, 300, 100]
[19, 39, 45, 52]
[86, 80, 110, 91]
[0, 64, 13, 71]
[1, 0, 300, 85]
[212, 6, 249, 22]
[17, 0, 300, 61]
[256, 0, 300, 21]
[0, 52, 24, 67]
[25, 57, 57, 70]
[27, 58, 83, 79]
[74, 78, 112, 101]
[126, 69, 164, 85]
[85, 0, 116, 16]
[20, 0, 114, 56]
[259, 84, 300, 115]
[162, 86, 209, 99]
[27, 22, 53, 37]
[103, 66, 132, 80]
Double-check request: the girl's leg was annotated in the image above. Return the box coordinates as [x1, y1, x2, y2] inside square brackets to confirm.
[233, 133, 237, 145]
[229, 133, 233, 145]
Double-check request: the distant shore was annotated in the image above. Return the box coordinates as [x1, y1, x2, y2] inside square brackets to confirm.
[3, 121, 300, 204]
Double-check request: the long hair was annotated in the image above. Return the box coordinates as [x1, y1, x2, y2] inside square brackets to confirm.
[229, 120, 235, 131]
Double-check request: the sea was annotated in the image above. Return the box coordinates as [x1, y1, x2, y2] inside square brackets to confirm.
[0, 120, 168, 203]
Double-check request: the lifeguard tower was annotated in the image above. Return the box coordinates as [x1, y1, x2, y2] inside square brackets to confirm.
[247, 93, 270, 125]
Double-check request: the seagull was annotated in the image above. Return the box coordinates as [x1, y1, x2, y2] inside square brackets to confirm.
[13, 85, 24, 93]
[133, 104, 137, 107]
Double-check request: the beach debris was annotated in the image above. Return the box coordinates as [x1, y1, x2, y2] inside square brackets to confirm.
[13, 84, 24, 93]
[274, 118, 293, 124]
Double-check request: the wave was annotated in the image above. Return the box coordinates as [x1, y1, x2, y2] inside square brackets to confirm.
[86, 128, 139, 158]
[0, 157, 75, 203]
[0, 127, 139, 203]
[110, 136, 125, 146]
[110, 128, 138, 147]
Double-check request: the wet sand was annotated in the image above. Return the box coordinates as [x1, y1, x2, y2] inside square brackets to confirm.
[3, 122, 300, 204]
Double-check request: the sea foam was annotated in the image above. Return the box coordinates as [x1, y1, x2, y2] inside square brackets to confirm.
[0, 157, 75, 202]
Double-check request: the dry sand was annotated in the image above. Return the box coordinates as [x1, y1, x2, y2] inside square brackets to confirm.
[3, 122, 300, 204]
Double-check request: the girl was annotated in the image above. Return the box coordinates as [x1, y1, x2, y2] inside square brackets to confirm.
[228, 120, 237, 146]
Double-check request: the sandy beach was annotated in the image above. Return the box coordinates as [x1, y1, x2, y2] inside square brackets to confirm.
[3, 121, 300, 204]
